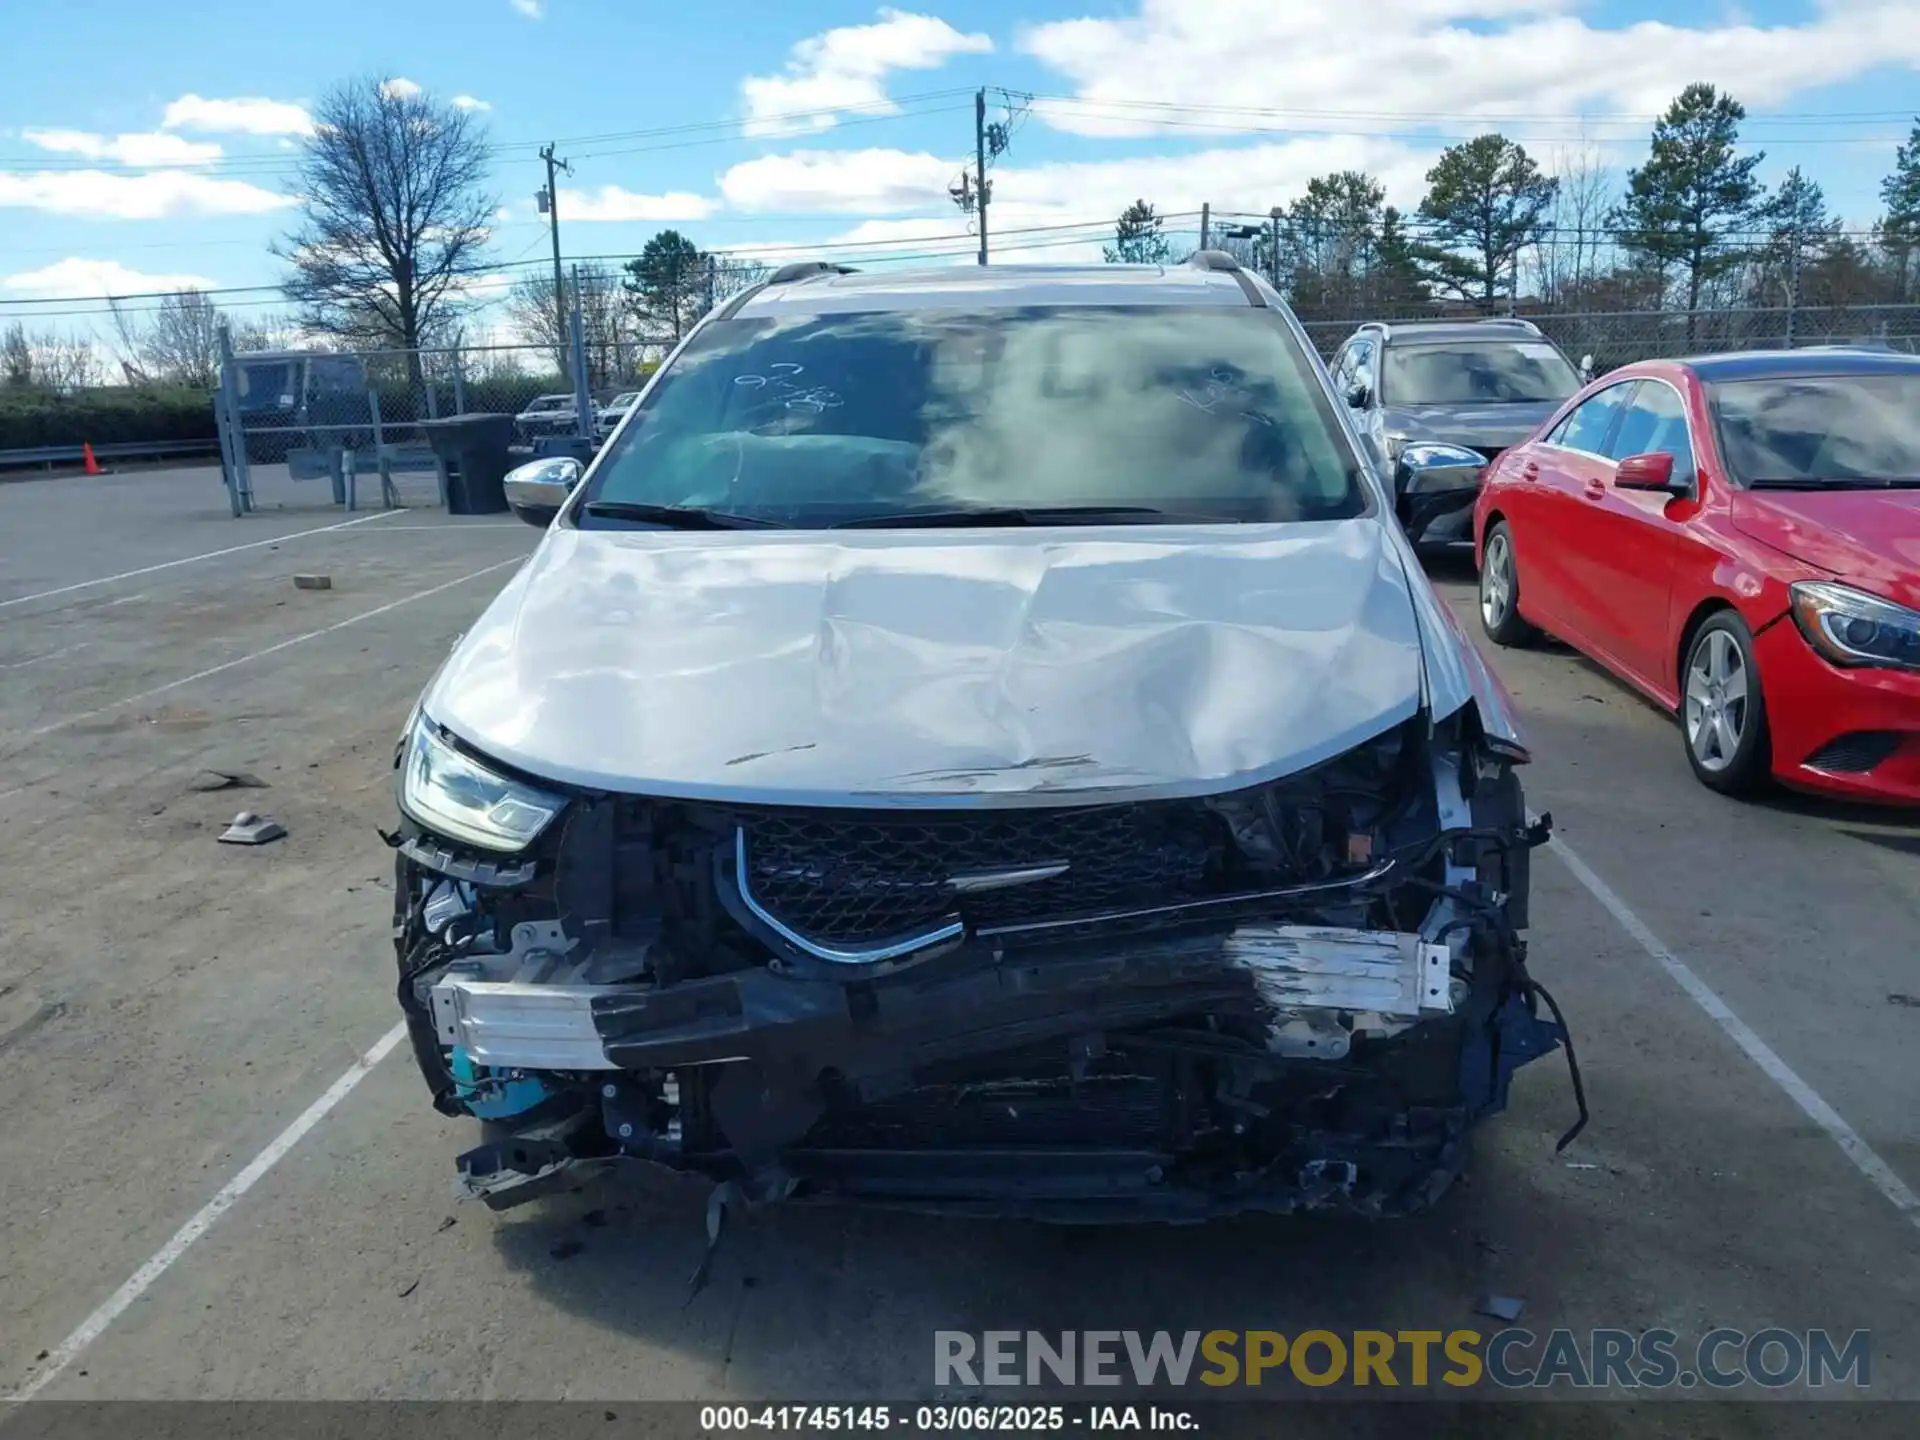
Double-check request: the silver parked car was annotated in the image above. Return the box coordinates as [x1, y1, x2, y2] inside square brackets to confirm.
[391, 256, 1582, 1227]
[512, 392, 581, 442]
[596, 389, 644, 438]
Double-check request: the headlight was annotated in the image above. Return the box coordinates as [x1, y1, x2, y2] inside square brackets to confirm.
[398, 718, 565, 852]
[1789, 581, 1920, 672]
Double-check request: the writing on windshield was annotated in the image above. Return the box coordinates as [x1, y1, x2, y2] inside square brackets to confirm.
[580, 306, 1366, 528]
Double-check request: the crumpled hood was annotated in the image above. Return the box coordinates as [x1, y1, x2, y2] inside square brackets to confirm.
[1729, 490, 1920, 610]
[1383, 400, 1562, 454]
[425, 520, 1433, 806]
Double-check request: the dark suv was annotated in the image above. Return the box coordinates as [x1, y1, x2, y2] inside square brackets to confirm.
[1331, 318, 1588, 545]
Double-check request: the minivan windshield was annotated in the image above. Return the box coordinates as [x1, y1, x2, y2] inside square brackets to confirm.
[577, 306, 1366, 528]
[1709, 372, 1920, 487]
[1384, 341, 1581, 406]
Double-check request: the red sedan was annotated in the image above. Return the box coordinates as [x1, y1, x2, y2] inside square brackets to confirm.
[1472, 348, 1920, 803]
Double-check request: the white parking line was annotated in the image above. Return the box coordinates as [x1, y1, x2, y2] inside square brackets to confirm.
[12, 556, 523, 747]
[0, 642, 89, 670]
[1546, 831, 1920, 1232]
[0, 510, 402, 611]
[5, 1022, 407, 1402]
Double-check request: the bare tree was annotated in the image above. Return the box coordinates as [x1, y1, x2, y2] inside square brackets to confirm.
[1538, 139, 1616, 307]
[2, 323, 35, 387]
[709, 255, 770, 307]
[135, 290, 225, 388]
[232, 313, 304, 352]
[506, 265, 635, 383]
[276, 76, 494, 371]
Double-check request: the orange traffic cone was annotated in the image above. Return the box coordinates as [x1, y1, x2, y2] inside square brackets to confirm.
[82, 442, 103, 476]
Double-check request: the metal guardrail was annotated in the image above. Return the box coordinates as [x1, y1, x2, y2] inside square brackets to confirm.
[0, 437, 222, 471]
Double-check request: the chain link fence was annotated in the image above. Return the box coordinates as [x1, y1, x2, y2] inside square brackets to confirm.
[215, 334, 678, 514]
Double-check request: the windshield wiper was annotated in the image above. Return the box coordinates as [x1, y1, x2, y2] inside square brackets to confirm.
[580, 501, 784, 529]
[830, 505, 1237, 529]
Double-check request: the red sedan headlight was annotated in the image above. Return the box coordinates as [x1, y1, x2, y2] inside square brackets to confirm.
[1788, 581, 1920, 672]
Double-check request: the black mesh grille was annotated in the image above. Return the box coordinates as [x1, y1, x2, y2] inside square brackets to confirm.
[1805, 731, 1901, 774]
[735, 801, 1219, 947]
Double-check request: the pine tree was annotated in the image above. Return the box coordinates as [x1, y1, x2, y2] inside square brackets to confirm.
[1612, 83, 1765, 345]
[1413, 135, 1557, 311]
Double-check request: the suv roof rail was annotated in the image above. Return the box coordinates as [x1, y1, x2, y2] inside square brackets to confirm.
[1475, 315, 1542, 333]
[765, 260, 858, 285]
[1185, 249, 1266, 308]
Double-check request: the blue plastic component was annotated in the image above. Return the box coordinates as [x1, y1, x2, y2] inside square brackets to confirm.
[449, 1045, 550, 1120]
[1458, 991, 1565, 1119]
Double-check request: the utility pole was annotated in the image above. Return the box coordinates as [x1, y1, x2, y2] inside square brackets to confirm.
[1200, 203, 1210, 251]
[974, 88, 989, 266]
[1269, 206, 1283, 288]
[538, 144, 573, 373]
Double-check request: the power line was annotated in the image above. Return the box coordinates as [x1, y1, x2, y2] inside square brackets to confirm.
[0, 216, 1157, 318]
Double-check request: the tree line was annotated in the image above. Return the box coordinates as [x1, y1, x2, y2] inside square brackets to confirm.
[1109, 83, 1920, 342]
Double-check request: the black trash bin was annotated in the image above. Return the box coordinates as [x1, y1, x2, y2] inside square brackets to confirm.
[422, 414, 518, 515]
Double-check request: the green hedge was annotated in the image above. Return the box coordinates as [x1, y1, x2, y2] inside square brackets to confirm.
[0, 386, 218, 450]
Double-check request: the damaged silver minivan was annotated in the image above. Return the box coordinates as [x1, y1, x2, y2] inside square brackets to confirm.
[389, 254, 1583, 1229]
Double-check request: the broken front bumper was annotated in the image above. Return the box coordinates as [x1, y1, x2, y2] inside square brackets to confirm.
[423, 918, 1568, 1221]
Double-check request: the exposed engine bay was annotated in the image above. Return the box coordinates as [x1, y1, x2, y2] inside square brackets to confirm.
[389, 707, 1580, 1228]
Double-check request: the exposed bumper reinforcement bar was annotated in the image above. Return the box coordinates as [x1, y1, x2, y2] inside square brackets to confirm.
[428, 923, 1454, 1075]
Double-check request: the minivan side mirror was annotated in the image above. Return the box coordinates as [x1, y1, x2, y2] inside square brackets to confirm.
[1346, 381, 1370, 409]
[504, 456, 582, 527]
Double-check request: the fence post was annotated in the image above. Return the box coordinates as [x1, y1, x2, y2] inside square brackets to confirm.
[452, 345, 467, 415]
[1784, 230, 1801, 349]
[216, 323, 253, 515]
[570, 265, 594, 441]
[1199, 203, 1210, 251]
[424, 351, 440, 420]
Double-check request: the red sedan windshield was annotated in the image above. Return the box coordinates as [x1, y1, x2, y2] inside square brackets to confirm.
[1710, 372, 1920, 487]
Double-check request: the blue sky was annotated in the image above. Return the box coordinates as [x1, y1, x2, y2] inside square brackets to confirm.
[2, 0, 1917, 338]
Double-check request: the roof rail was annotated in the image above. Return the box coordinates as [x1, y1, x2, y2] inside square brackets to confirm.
[1477, 316, 1542, 333]
[1185, 249, 1266, 308]
[765, 260, 858, 285]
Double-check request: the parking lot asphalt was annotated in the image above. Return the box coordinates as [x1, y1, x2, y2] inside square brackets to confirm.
[2, 469, 1917, 1427]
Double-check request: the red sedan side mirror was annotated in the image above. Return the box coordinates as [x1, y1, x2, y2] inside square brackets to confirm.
[1614, 451, 1685, 494]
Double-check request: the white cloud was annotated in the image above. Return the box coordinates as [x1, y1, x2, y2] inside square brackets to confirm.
[1, 257, 218, 299]
[741, 9, 993, 137]
[22, 129, 223, 168]
[380, 77, 424, 101]
[453, 94, 493, 112]
[718, 135, 1434, 222]
[1020, 0, 1920, 139]
[720, 148, 962, 213]
[510, 0, 544, 16]
[161, 94, 314, 137]
[557, 184, 718, 222]
[0, 169, 294, 220]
